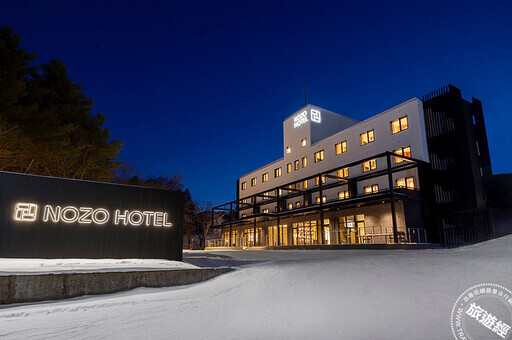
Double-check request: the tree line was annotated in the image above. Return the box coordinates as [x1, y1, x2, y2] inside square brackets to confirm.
[0, 27, 218, 248]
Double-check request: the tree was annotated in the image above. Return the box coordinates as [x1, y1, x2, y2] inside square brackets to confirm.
[0, 27, 123, 181]
[194, 201, 226, 249]
[182, 189, 196, 249]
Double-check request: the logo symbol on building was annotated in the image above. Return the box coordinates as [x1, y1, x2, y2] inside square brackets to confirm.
[310, 109, 321, 123]
[14, 203, 38, 222]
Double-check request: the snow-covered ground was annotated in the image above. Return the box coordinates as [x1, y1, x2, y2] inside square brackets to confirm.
[0, 258, 197, 275]
[1, 236, 511, 339]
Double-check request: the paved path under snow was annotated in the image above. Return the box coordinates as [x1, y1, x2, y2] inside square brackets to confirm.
[1, 237, 511, 339]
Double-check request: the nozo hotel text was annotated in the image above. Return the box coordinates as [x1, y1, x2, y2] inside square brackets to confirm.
[210, 85, 509, 249]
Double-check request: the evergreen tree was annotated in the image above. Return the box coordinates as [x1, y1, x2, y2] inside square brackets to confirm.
[0, 27, 123, 181]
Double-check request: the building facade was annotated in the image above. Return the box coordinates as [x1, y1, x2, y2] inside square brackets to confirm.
[211, 85, 505, 248]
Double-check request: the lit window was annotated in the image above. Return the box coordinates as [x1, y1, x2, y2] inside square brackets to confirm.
[286, 146, 292, 154]
[279, 188, 283, 195]
[301, 138, 307, 146]
[262, 208, 269, 214]
[393, 146, 411, 163]
[241, 182, 247, 190]
[295, 201, 301, 208]
[274, 167, 282, 178]
[338, 191, 350, 200]
[263, 192, 269, 200]
[364, 184, 379, 194]
[360, 130, 375, 145]
[362, 159, 377, 172]
[314, 150, 325, 163]
[251, 177, 257, 186]
[294, 160, 299, 170]
[396, 178, 406, 188]
[262, 173, 269, 182]
[335, 140, 347, 155]
[315, 196, 326, 204]
[302, 157, 307, 168]
[295, 183, 300, 190]
[288, 203, 293, 210]
[315, 175, 326, 186]
[391, 116, 408, 134]
[406, 177, 415, 189]
[241, 213, 247, 218]
[337, 167, 349, 178]
[287, 163, 292, 173]
[303, 180, 308, 189]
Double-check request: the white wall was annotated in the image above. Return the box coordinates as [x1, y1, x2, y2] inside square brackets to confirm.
[238, 98, 428, 211]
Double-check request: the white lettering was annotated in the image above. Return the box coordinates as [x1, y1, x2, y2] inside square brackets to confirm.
[142, 211, 155, 226]
[92, 208, 109, 224]
[129, 211, 144, 226]
[78, 207, 93, 223]
[154, 212, 164, 226]
[294, 111, 308, 128]
[114, 209, 129, 225]
[43, 205, 61, 222]
[61, 206, 79, 223]
[163, 213, 173, 227]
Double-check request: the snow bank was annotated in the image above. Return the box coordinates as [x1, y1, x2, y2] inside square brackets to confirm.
[0, 258, 197, 275]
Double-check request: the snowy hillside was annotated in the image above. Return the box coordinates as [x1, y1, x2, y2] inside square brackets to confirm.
[1, 236, 511, 339]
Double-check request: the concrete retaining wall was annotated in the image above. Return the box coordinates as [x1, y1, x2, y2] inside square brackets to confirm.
[0, 267, 233, 305]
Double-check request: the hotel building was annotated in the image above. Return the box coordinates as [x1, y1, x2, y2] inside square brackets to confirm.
[210, 85, 508, 248]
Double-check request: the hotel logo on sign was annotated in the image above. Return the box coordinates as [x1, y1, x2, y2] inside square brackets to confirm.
[13, 203, 173, 227]
[293, 109, 321, 128]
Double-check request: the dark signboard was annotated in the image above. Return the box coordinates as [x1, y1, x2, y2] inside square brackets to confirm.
[0, 171, 184, 260]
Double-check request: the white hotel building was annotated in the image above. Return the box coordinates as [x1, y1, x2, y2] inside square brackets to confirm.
[210, 85, 497, 248]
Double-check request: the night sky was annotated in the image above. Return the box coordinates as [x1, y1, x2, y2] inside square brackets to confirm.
[2, 0, 512, 206]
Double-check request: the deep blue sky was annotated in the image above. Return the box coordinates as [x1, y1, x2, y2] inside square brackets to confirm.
[2, 0, 512, 205]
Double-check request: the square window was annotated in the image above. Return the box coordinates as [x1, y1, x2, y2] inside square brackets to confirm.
[314, 150, 325, 163]
[262, 173, 269, 182]
[274, 167, 282, 178]
[360, 130, 374, 145]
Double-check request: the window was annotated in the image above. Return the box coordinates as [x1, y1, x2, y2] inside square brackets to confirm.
[302, 157, 307, 168]
[262, 208, 269, 213]
[338, 191, 350, 200]
[315, 175, 326, 185]
[241, 213, 247, 218]
[314, 150, 325, 163]
[362, 159, 377, 172]
[295, 201, 301, 208]
[301, 138, 307, 146]
[396, 177, 415, 189]
[295, 183, 300, 190]
[287, 163, 292, 173]
[241, 181, 247, 190]
[288, 203, 293, 210]
[406, 177, 415, 189]
[303, 180, 308, 189]
[262, 173, 269, 182]
[364, 184, 379, 194]
[335, 141, 347, 155]
[251, 177, 257, 186]
[472, 115, 477, 125]
[393, 146, 411, 163]
[337, 167, 349, 178]
[476, 141, 480, 156]
[262, 192, 269, 200]
[315, 196, 327, 204]
[360, 130, 375, 145]
[294, 160, 299, 170]
[286, 146, 292, 154]
[391, 116, 408, 134]
[274, 167, 282, 178]
[278, 188, 283, 195]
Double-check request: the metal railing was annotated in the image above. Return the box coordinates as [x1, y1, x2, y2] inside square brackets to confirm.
[206, 227, 428, 248]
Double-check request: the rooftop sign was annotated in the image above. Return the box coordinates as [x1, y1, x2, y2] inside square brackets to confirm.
[293, 109, 321, 128]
